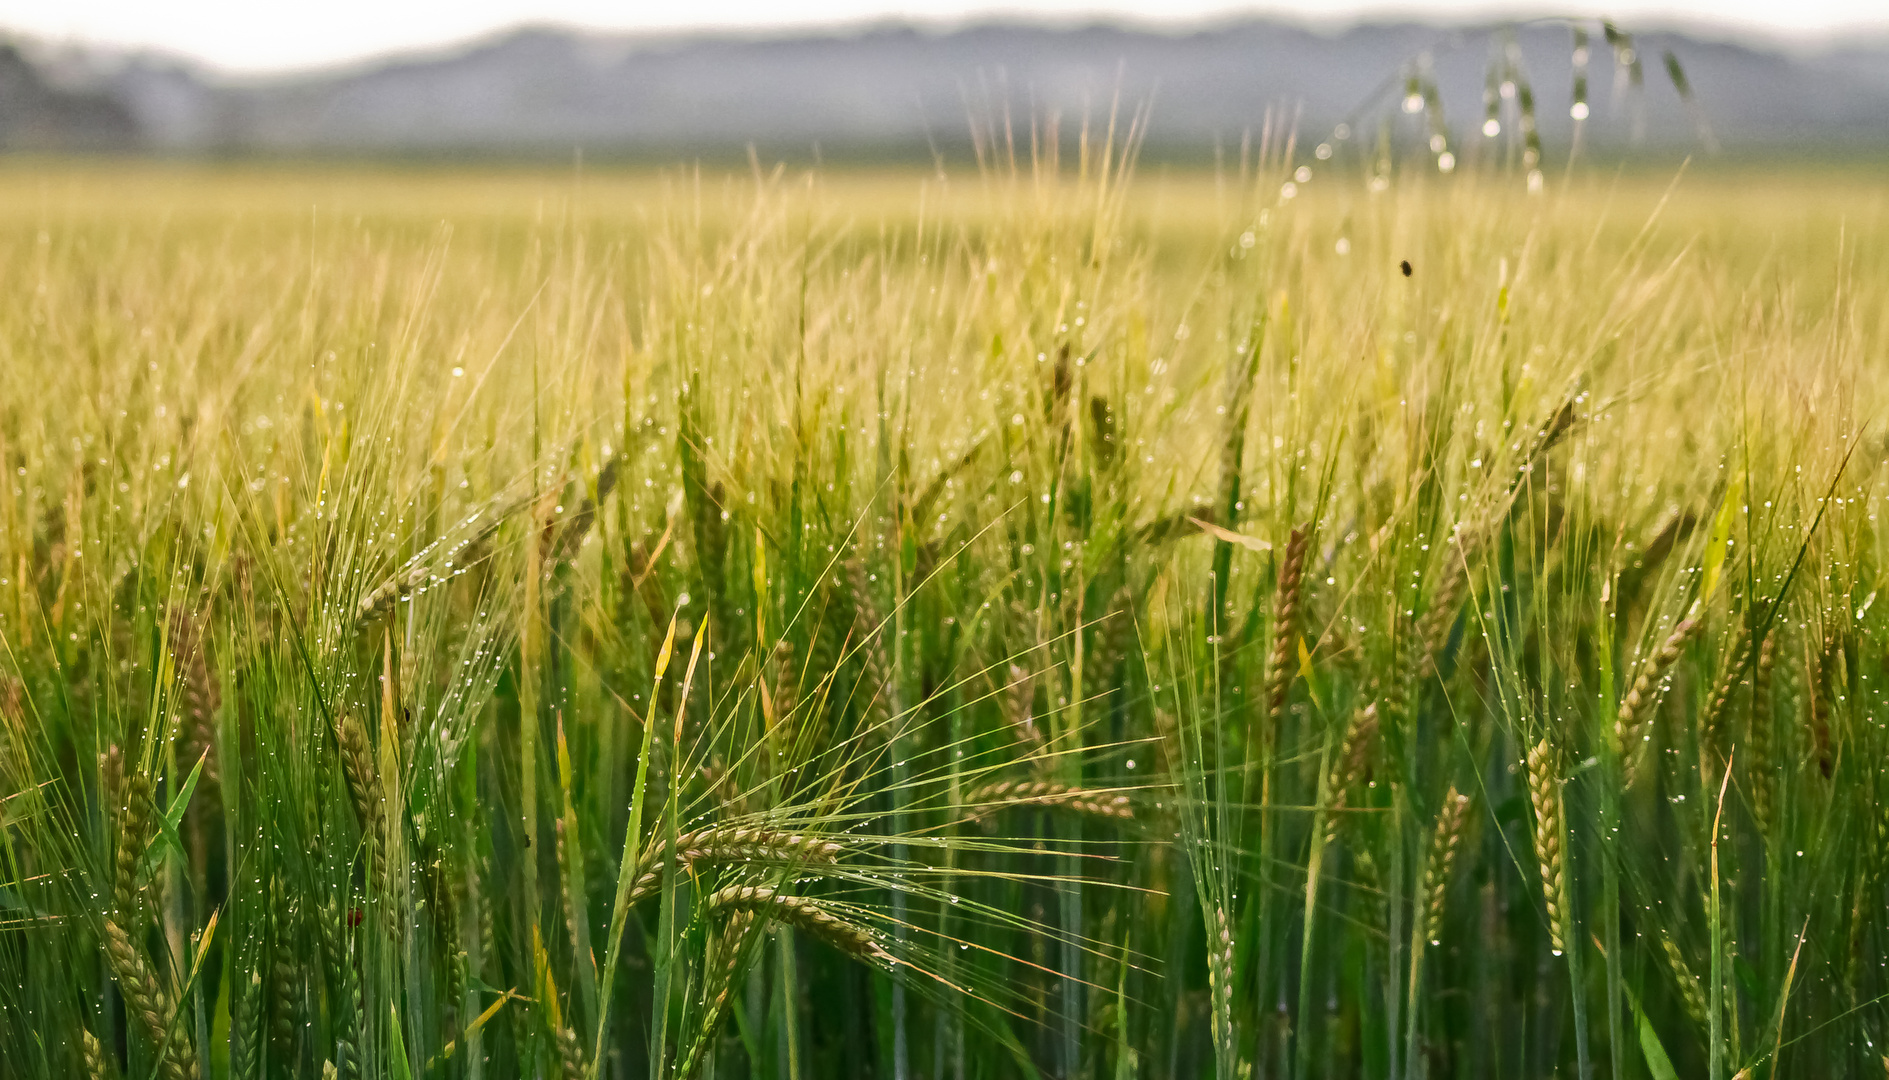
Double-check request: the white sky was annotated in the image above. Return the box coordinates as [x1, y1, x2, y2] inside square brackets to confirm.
[7, 1, 1886, 74]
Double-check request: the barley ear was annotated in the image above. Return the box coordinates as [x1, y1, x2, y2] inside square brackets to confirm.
[1616, 615, 1701, 788]
[1525, 739, 1569, 955]
[1420, 786, 1471, 946]
[1324, 702, 1380, 845]
[82, 1028, 115, 1080]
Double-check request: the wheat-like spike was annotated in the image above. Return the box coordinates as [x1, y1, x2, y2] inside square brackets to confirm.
[677, 910, 757, 1080]
[1658, 936, 1710, 1026]
[774, 637, 831, 777]
[1385, 611, 1419, 731]
[707, 886, 885, 962]
[847, 560, 896, 732]
[1525, 738, 1569, 955]
[1699, 619, 1754, 766]
[1747, 630, 1779, 835]
[113, 771, 155, 920]
[357, 561, 434, 623]
[1418, 527, 1474, 664]
[1617, 615, 1701, 788]
[1205, 903, 1235, 1053]
[1324, 702, 1381, 845]
[627, 827, 845, 905]
[231, 966, 262, 1080]
[103, 916, 196, 1080]
[316, 896, 363, 1078]
[82, 1028, 114, 1080]
[173, 612, 222, 792]
[1808, 632, 1836, 779]
[1420, 787, 1471, 946]
[1002, 663, 1045, 756]
[1352, 847, 1387, 933]
[767, 639, 799, 743]
[554, 1025, 587, 1080]
[354, 483, 546, 623]
[1264, 525, 1312, 728]
[962, 779, 1136, 822]
[335, 715, 381, 839]
[98, 742, 124, 828]
[1090, 585, 1137, 691]
[269, 889, 300, 1057]
[433, 853, 465, 1030]
[546, 456, 622, 573]
[554, 818, 584, 966]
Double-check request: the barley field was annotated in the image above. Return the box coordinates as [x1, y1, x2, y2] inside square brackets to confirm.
[1, 155, 1887, 1080]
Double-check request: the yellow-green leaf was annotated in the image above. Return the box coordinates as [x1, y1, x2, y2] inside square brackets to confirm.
[1701, 477, 1742, 603]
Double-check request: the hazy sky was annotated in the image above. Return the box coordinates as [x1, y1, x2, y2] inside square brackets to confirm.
[7, 1, 1885, 73]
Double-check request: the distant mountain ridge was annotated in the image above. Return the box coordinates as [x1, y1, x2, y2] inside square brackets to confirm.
[11, 19, 1889, 156]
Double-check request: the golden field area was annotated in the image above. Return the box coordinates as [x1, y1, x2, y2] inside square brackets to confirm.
[2, 157, 1887, 1079]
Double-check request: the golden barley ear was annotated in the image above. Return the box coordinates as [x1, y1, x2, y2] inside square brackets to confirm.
[1616, 614, 1702, 788]
[1264, 524, 1312, 730]
[1525, 738, 1569, 955]
[626, 827, 844, 905]
[707, 886, 885, 963]
[963, 779, 1135, 823]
